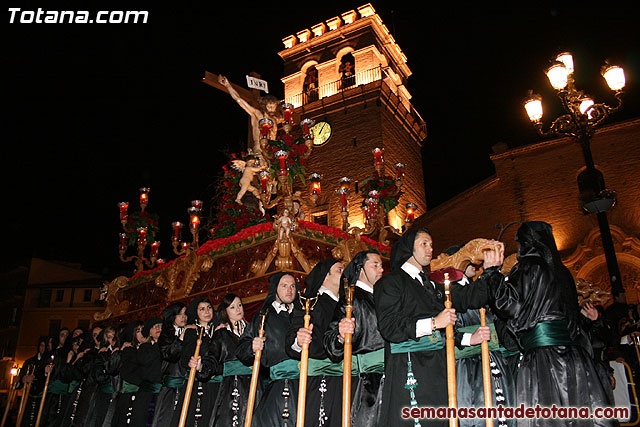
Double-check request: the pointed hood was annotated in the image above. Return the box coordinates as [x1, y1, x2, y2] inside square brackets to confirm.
[390, 228, 430, 272]
[304, 259, 340, 298]
[515, 221, 560, 266]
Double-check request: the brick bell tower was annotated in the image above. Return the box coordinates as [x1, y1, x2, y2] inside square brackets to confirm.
[279, 3, 427, 231]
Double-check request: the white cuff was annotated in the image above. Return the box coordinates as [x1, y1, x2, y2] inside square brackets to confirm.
[416, 318, 433, 338]
[291, 338, 302, 353]
[621, 335, 631, 345]
[461, 333, 472, 346]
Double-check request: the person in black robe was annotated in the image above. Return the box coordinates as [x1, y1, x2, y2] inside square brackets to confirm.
[170, 297, 217, 427]
[91, 326, 118, 427]
[477, 221, 615, 426]
[236, 272, 300, 427]
[111, 320, 144, 427]
[374, 228, 489, 426]
[434, 247, 516, 427]
[40, 327, 72, 426]
[202, 293, 252, 426]
[152, 302, 190, 427]
[286, 259, 344, 427]
[16, 337, 50, 427]
[129, 317, 164, 426]
[60, 333, 96, 425]
[65, 325, 104, 426]
[324, 250, 386, 427]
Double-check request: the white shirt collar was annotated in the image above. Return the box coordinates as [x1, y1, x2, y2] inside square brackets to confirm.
[401, 261, 422, 281]
[356, 280, 373, 294]
[226, 319, 246, 337]
[318, 285, 339, 302]
[272, 300, 293, 314]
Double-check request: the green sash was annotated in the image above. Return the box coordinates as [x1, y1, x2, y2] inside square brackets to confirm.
[223, 360, 253, 377]
[48, 379, 70, 395]
[68, 380, 81, 393]
[308, 358, 345, 377]
[162, 375, 185, 389]
[500, 347, 521, 358]
[355, 348, 385, 374]
[390, 330, 444, 354]
[121, 380, 140, 394]
[99, 382, 114, 394]
[270, 359, 300, 381]
[454, 323, 500, 359]
[209, 375, 222, 383]
[520, 320, 579, 353]
[139, 382, 162, 393]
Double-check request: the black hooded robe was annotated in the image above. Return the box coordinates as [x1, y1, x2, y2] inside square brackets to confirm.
[454, 307, 516, 427]
[374, 228, 488, 426]
[286, 259, 343, 427]
[476, 222, 615, 427]
[236, 272, 300, 427]
[168, 317, 218, 427]
[152, 304, 188, 427]
[204, 324, 256, 427]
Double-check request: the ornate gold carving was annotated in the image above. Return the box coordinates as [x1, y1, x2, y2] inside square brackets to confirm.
[331, 231, 369, 265]
[155, 250, 214, 301]
[576, 278, 612, 306]
[564, 225, 640, 305]
[94, 276, 130, 321]
[251, 216, 313, 275]
[431, 238, 498, 272]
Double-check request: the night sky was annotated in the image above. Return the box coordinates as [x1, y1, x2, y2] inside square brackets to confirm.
[3, 3, 639, 277]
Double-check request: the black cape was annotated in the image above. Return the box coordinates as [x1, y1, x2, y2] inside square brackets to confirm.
[478, 221, 615, 426]
[374, 228, 488, 426]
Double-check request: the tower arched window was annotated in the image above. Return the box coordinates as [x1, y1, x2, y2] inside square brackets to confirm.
[303, 65, 318, 104]
[339, 53, 355, 89]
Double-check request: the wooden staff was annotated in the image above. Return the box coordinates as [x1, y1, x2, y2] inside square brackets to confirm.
[1, 368, 19, 427]
[15, 365, 34, 427]
[444, 273, 458, 427]
[35, 355, 54, 427]
[342, 278, 355, 427]
[245, 309, 268, 427]
[178, 326, 205, 427]
[296, 295, 318, 427]
[479, 308, 494, 427]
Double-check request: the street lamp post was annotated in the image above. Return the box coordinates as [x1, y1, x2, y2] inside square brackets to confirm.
[524, 52, 626, 297]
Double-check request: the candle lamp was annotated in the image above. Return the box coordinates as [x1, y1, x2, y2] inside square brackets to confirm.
[137, 227, 148, 247]
[150, 241, 160, 260]
[171, 221, 183, 243]
[118, 202, 129, 225]
[405, 203, 417, 224]
[372, 148, 384, 176]
[301, 118, 314, 140]
[395, 162, 405, 181]
[259, 171, 270, 193]
[259, 118, 273, 139]
[119, 233, 128, 253]
[309, 172, 321, 205]
[139, 187, 150, 212]
[281, 103, 294, 125]
[275, 150, 289, 177]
